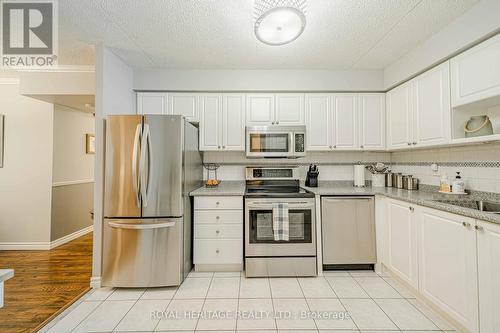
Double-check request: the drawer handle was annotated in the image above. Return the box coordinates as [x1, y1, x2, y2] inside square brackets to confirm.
[216, 249, 220, 254]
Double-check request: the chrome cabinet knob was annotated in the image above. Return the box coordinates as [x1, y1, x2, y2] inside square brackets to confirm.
[216, 216, 220, 220]
[360, 145, 364, 149]
[222, 146, 226, 149]
[407, 142, 412, 146]
[218, 146, 221, 149]
[409, 207, 415, 212]
[475, 225, 484, 231]
[413, 142, 417, 145]
[216, 249, 220, 254]
[276, 121, 279, 124]
[333, 145, 337, 149]
[272, 122, 275, 125]
[216, 230, 220, 234]
[216, 202, 220, 205]
[462, 222, 471, 228]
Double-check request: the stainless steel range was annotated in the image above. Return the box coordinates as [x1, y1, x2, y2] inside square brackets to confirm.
[244, 167, 317, 277]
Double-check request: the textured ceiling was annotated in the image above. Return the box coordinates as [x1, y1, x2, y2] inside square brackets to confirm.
[58, 0, 478, 69]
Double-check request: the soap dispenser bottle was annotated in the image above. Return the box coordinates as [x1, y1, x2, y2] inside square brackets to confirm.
[452, 172, 465, 194]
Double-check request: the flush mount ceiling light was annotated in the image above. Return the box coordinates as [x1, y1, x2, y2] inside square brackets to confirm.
[254, 0, 307, 46]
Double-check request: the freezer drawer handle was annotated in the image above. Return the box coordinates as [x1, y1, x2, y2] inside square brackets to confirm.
[108, 221, 176, 230]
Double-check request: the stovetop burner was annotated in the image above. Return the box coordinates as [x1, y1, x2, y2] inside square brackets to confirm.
[245, 179, 315, 198]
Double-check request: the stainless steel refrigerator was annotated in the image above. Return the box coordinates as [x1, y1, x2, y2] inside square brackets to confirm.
[102, 115, 202, 287]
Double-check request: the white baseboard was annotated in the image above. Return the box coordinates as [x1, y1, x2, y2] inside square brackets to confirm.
[0, 242, 50, 250]
[90, 276, 101, 289]
[0, 225, 93, 250]
[50, 225, 93, 249]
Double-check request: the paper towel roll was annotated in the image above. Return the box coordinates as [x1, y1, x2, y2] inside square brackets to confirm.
[354, 165, 365, 187]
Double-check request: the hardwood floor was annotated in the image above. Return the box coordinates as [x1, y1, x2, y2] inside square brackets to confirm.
[0, 233, 93, 333]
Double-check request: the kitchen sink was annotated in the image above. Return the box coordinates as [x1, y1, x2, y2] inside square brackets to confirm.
[433, 199, 500, 214]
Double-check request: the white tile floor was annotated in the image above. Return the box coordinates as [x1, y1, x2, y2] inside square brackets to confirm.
[40, 270, 458, 333]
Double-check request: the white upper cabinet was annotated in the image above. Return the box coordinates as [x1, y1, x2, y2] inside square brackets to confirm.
[417, 207, 478, 333]
[332, 94, 358, 150]
[137, 92, 167, 115]
[199, 94, 222, 151]
[305, 94, 332, 150]
[246, 94, 275, 125]
[199, 94, 245, 151]
[168, 93, 199, 122]
[451, 34, 500, 108]
[477, 220, 500, 333]
[412, 62, 451, 147]
[222, 94, 246, 150]
[387, 199, 419, 289]
[359, 93, 385, 150]
[386, 82, 413, 150]
[275, 93, 305, 125]
[246, 93, 305, 126]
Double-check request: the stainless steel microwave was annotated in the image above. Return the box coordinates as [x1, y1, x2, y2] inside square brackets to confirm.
[246, 126, 306, 158]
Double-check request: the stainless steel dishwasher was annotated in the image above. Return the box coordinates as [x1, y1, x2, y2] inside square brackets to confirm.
[321, 196, 376, 269]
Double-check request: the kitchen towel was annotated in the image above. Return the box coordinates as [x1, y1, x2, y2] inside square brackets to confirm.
[273, 203, 289, 241]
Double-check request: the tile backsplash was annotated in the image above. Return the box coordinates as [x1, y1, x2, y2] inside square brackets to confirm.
[202, 143, 500, 194]
[390, 142, 500, 194]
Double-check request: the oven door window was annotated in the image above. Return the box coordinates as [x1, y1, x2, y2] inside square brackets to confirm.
[249, 209, 312, 243]
[249, 133, 289, 153]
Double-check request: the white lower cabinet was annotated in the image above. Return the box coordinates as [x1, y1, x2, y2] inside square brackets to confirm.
[374, 196, 388, 271]
[417, 207, 479, 333]
[477, 220, 500, 333]
[193, 196, 243, 271]
[387, 199, 419, 289]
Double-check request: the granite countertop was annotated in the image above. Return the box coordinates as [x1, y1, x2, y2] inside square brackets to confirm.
[302, 181, 500, 225]
[0, 269, 14, 282]
[190, 181, 246, 196]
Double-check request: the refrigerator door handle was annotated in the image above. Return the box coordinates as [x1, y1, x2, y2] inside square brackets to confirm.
[132, 124, 142, 207]
[108, 221, 176, 230]
[140, 124, 153, 207]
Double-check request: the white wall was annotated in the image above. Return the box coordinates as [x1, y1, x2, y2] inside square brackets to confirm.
[134, 69, 384, 92]
[384, 0, 500, 89]
[52, 106, 95, 184]
[92, 46, 135, 286]
[0, 79, 54, 245]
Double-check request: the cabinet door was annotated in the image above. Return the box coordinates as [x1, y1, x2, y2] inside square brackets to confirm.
[222, 94, 245, 151]
[168, 93, 199, 122]
[375, 196, 388, 270]
[332, 94, 358, 150]
[451, 33, 500, 107]
[418, 207, 478, 333]
[275, 93, 305, 125]
[359, 93, 385, 150]
[199, 94, 222, 151]
[477, 220, 500, 333]
[413, 62, 451, 147]
[137, 92, 167, 115]
[387, 199, 418, 288]
[305, 94, 332, 150]
[386, 83, 412, 149]
[246, 94, 275, 125]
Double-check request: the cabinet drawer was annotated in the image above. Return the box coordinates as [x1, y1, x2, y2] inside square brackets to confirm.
[194, 239, 243, 264]
[194, 210, 243, 224]
[194, 196, 243, 210]
[195, 224, 243, 239]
